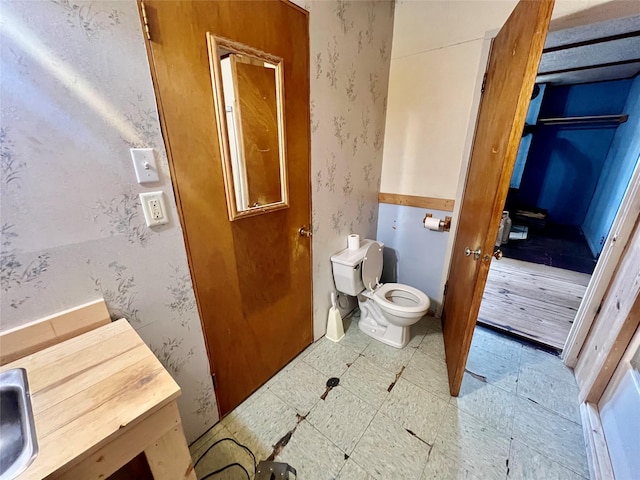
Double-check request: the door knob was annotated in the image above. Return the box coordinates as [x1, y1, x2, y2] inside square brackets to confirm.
[464, 247, 482, 260]
[298, 226, 312, 238]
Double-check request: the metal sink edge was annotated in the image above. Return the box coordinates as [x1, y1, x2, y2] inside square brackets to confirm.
[0, 368, 38, 480]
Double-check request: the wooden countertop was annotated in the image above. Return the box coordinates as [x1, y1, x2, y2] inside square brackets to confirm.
[0, 319, 181, 479]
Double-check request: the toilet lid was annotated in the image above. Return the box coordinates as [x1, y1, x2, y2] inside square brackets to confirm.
[362, 242, 383, 290]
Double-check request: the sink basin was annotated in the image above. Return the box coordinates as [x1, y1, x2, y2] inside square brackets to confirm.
[0, 369, 38, 480]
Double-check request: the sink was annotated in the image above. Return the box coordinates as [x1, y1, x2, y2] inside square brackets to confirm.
[0, 369, 38, 480]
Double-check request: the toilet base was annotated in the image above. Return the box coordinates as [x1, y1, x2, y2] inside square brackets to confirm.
[358, 314, 410, 349]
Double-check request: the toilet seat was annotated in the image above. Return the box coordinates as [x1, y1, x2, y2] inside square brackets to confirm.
[372, 283, 430, 315]
[361, 242, 430, 317]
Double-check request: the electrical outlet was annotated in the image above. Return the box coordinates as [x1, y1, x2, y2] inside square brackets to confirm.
[149, 199, 162, 220]
[139, 192, 168, 226]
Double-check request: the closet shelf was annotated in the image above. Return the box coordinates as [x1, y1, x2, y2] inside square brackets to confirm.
[522, 114, 628, 135]
[537, 114, 628, 126]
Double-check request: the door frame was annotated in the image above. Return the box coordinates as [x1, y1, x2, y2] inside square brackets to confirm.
[580, 402, 615, 480]
[564, 162, 640, 365]
[580, 318, 640, 479]
[441, 24, 640, 367]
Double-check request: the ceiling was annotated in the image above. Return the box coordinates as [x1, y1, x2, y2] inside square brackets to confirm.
[536, 14, 640, 86]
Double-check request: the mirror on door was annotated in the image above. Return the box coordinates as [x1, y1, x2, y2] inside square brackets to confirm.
[206, 34, 288, 221]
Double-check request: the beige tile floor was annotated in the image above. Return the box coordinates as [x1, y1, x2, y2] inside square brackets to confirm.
[190, 315, 588, 480]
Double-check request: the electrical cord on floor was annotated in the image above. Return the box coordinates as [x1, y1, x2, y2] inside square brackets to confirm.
[194, 437, 257, 480]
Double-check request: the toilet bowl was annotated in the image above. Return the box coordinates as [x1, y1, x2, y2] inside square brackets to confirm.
[331, 240, 430, 348]
[373, 283, 431, 325]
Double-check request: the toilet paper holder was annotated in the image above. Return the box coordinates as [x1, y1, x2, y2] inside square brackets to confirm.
[423, 213, 452, 232]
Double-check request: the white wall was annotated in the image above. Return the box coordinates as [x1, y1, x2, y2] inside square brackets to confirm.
[381, 39, 486, 199]
[381, 0, 515, 199]
[379, 0, 614, 310]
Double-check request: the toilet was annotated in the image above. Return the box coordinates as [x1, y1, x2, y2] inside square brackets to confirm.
[331, 239, 430, 348]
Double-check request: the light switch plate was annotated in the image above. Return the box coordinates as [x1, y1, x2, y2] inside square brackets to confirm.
[130, 148, 160, 184]
[139, 191, 169, 226]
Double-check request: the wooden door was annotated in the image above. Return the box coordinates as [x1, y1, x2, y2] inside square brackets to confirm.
[442, 0, 554, 396]
[140, 0, 312, 415]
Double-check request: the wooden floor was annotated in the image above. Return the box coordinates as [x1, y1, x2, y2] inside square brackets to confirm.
[478, 258, 592, 350]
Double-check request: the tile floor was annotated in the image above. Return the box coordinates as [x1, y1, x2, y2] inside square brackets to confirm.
[190, 315, 588, 480]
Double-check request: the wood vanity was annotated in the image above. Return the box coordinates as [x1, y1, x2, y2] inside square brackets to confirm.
[0, 303, 196, 480]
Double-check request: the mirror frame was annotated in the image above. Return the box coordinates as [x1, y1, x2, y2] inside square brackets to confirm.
[206, 33, 289, 221]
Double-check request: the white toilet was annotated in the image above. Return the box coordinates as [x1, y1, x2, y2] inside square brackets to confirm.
[331, 239, 431, 348]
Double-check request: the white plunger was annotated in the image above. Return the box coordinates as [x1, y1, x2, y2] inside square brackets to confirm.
[326, 292, 345, 342]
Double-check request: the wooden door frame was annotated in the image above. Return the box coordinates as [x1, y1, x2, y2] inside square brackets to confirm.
[442, 26, 640, 368]
[580, 321, 640, 480]
[574, 217, 640, 479]
[564, 163, 640, 366]
[580, 402, 615, 480]
[574, 217, 640, 402]
[576, 225, 640, 480]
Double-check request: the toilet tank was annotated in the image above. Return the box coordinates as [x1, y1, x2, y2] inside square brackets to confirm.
[331, 239, 382, 295]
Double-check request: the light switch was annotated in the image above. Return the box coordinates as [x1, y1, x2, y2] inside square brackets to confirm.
[139, 192, 169, 226]
[130, 148, 160, 184]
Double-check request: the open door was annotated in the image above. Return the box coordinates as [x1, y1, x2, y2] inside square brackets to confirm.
[442, 0, 554, 396]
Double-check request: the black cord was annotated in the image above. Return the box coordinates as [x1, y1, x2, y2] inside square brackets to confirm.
[194, 437, 257, 479]
[200, 462, 250, 480]
[194, 437, 257, 469]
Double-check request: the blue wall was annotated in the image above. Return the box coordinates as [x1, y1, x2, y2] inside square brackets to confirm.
[518, 79, 633, 226]
[582, 75, 640, 257]
[376, 203, 450, 312]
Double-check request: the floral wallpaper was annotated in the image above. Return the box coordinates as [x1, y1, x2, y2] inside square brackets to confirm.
[294, 0, 395, 339]
[0, 0, 394, 443]
[0, 0, 216, 442]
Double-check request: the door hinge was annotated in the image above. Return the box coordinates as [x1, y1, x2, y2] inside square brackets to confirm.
[481, 72, 488, 93]
[443, 282, 448, 296]
[211, 373, 216, 389]
[140, 1, 151, 41]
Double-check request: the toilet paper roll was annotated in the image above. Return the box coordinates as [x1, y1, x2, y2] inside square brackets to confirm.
[348, 234, 360, 250]
[423, 216, 442, 231]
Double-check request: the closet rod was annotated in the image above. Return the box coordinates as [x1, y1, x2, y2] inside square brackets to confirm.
[537, 114, 628, 126]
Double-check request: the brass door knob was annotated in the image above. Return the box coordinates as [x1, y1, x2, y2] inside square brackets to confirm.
[298, 226, 312, 238]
